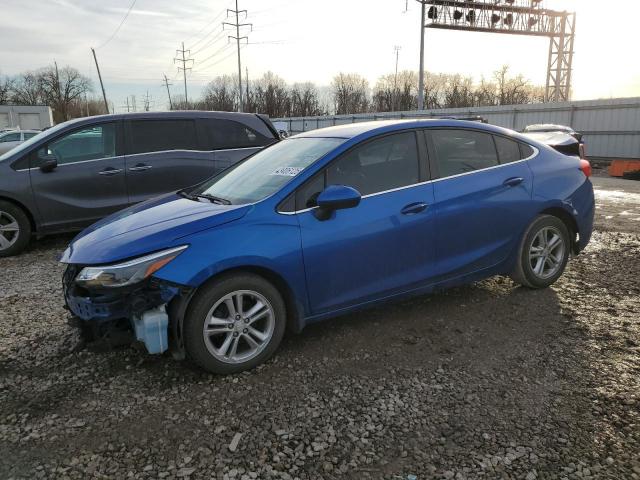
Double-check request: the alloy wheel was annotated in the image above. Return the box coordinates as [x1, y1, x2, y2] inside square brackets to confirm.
[0, 210, 20, 251]
[202, 289, 276, 364]
[528, 226, 565, 279]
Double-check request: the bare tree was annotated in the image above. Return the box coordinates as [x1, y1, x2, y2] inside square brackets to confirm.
[10, 71, 46, 105]
[0, 73, 13, 104]
[290, 82, 324, 117]
[331, 73, 370, 115]
[251, 72, 291, 118]
[38, 65, 92, 122]
[200, 75, 238, 112]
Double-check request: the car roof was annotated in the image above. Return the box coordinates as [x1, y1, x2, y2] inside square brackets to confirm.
[293, 119, 519, 139]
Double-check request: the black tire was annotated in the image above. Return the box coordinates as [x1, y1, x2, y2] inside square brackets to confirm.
[183, 273, 286, 374]
[511, 214, 571, 289]
[0, 200, 31, 258]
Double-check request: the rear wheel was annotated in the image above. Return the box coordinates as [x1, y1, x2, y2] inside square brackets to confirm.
[0, 201, 31, 257]
[511, 215, 570, 289]
[183, 273, 286, 374]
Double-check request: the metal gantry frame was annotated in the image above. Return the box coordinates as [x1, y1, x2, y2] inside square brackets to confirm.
[417, 0, 576, 102]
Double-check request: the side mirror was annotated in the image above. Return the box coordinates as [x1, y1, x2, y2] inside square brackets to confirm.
[314, 185, 361, 220]
[38, 150, 58, 173]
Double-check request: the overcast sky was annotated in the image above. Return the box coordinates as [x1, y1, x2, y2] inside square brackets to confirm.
[2, 0, 639, 112]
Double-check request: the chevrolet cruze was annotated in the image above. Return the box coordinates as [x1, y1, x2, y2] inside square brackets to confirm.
[61, 120, 595, 374]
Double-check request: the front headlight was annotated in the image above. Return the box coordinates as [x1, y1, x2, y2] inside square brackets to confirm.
[75, 246, 188, 289]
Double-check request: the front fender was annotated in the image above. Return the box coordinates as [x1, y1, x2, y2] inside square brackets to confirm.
[152, 216, 310, 325]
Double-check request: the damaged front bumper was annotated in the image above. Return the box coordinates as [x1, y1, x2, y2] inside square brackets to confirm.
[63, 265, 192, 355]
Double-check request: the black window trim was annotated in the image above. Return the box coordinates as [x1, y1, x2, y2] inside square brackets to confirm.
[277, 129, 431, 215]
[424, 127, 538, 182]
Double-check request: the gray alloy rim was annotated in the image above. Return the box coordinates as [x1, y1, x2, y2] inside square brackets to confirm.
[528, 226, 565, 279]
[202, 290, 275, 364]
[0, 210, 19, 251]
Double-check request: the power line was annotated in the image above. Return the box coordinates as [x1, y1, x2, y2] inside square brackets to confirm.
[193, 45, 239, 74]
[186, 3, 232, 48]
[96, 0, 138, 49]
[174, 42, 194, 103]
[191, 28, 227, 56]
[223, 0, 252, 112]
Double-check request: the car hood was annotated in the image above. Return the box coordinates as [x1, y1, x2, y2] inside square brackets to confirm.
[60, 193, 252, 265]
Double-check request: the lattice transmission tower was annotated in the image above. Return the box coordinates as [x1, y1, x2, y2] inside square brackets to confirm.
[417, 0, 576, 103]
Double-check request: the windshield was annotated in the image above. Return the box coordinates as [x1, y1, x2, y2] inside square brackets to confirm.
[0, 124, 62, 162]
[189, 137, 345, 205]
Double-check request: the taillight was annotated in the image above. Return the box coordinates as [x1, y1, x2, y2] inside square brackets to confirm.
[579, 159, 592, 177]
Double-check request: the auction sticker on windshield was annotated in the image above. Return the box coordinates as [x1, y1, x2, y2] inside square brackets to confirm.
[270, 166, 304, 176]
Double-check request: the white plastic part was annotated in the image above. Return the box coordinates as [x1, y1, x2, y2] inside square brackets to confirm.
[132, 305, 169, 354]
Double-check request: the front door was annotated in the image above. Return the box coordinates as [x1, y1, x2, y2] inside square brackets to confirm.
[297, 131, 436, 315]
[30, 121, 128, 231]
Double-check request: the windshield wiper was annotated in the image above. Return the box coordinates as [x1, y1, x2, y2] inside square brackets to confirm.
[195, 193, 232, 205]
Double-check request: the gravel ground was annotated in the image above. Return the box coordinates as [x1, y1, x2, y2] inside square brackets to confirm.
[1, 176, 639, 480]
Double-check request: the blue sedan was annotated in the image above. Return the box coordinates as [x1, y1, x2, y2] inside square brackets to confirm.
[61, 120, 595, 374]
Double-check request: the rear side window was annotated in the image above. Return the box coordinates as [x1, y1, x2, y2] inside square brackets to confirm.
[128, 120, 198, 154]
[0, 133, 20, 142]
[23, 132, 39, 140]
[520, 143, 535, 158]
[201, 118, 271, 150]
[430, 129, 498, 178]
[494, 135, 521, 164]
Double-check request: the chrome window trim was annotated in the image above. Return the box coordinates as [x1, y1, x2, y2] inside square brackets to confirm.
[277, 145, 538, 216]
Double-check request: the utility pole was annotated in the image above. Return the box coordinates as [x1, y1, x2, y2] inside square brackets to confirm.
[417, 1, 426, 110]
[245, 66, 250, 111]
[162, 74, 173, 110]
[393, 46, 401, 111]
[143, 90, 152, 112]
[131, 95, 137, 112]
[224, 0, 252, 112]
[125, 97, 130, 113]
[91, 48, 110, 113]
[174, 42, 193, 104]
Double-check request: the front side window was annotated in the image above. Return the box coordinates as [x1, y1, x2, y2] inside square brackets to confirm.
[191, 137, 345, 205]
[201, 118, 271, 150]
[44, 123, 116, 165]
[0, 133, 20, 143]
[326, 132, 420, 196]
[430, 129, 499, 178]
[129, 120, 198, 155]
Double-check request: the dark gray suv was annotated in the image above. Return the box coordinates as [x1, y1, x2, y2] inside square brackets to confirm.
[0, 111, 279, 256]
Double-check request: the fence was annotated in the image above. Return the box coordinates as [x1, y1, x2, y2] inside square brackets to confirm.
[274, 97, 640, 161]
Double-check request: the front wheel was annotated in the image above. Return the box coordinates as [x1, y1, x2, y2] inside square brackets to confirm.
[0, 201, 31, 258]
[511, 215, 571, 289]
[183, 273, 286, 374]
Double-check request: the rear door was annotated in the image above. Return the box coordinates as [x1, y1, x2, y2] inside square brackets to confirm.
[30, 121, 128, 231]
[124, 118, 213, 204]
[426, 128, 535, 279]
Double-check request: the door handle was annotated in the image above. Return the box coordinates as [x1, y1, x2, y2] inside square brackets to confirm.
[129, 164, 152, 172]
[98, 168, 122, 176]
[401, 202, 428, 215]
[503, 177, 524, 187]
